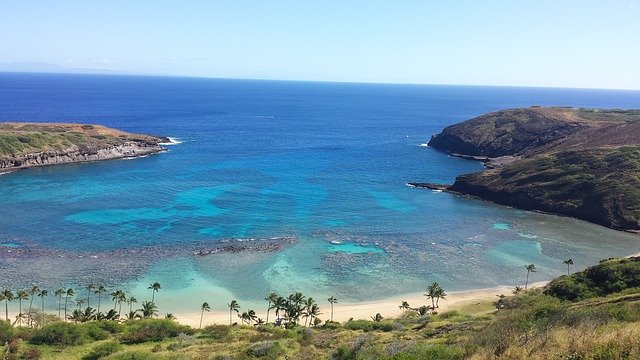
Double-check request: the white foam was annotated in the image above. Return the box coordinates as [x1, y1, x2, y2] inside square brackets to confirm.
[432, 189, 443, 193]
[159, 137, 183, 145]
[419, 143, 429, 147]
[0, 171, 13, 176]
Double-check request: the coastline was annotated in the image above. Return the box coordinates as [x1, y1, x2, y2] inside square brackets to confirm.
[171, 281, 549, 328]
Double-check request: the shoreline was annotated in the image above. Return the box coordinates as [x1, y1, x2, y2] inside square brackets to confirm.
[171, 281, 549, 328]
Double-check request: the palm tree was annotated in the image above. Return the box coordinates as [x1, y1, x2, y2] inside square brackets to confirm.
[64, 288, 75, 321]
[563, 259, 574, 276]
[513, 285, 523, 294]
[54, 288, 64, 318]
[38, 289, 48, 320]
[371, 313, 383, 322]
[0, 289, 14, 321]
[139, 301, 158, 318]
[307, 304, 321, 326]
[76, 298, 86, 310]
[273, 296, 286, 321]
[399, 301, 410, 314]
[302, 297, 316, 326]
[435, 286, 446, 308]
[247, 309, 257, 324]
[524, 264, 536, 290]
[94, 285, 106, 313]
[227, 300, 240, 325]
[265, 292, 278, 324]
[117, 292, 126, 317]
[85, 284, 95, 308]
[200, 302, 210, 329]
[16, 290, 29, 326]
[27, 285, 39, 325]
[127, 296, 137, 313]
[425, 282, 439, 309]
[165, 313, 176, 320]
[327, 296, 337, 322]
[148, 282, 161, 303]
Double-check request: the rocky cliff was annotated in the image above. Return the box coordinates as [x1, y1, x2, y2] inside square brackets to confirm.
[425, 107, 640, 231]
[0, 122, 168, 170]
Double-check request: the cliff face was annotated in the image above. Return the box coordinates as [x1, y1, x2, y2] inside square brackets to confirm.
[425, 107, 640, 231]
[0, 122, 167, 170]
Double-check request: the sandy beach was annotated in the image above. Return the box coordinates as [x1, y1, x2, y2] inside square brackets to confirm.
[172, 281, 549, 328]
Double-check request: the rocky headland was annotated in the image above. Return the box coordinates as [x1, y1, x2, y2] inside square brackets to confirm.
[424, 107, 640, 231]
[0, 122, 169, 170]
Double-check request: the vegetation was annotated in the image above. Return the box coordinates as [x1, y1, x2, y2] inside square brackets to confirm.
[0, 257, 638, 359]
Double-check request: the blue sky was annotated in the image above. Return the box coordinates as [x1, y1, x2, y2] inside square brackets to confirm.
[1, 0, 639, 89]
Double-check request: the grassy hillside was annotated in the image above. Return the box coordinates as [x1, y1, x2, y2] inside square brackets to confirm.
[0, 123, 164, 157]
[425, 107, 640, 231]
[450, 146, 640, 230]
[1, 257, 638, 359]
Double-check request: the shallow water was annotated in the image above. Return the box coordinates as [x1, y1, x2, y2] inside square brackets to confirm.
[0, 73, 639, 314]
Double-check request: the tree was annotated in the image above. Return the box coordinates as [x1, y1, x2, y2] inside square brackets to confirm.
[434, 286, 446, 308]
[85, 284, 95, 308]
[302, 297, 317, 326]
[54, 288, 64, 318]
[265, 292, 278, 324]
[399, 301, 410, 314]
[227, 300, 240, 325]
[76, 298, 86, 310]
[327, 296, 337, 322]
[38, 289, 48, 322]
[371, 313, 383, 322]
[148, 282, 161, 303]
[139, 301, 158, 318]
[64, 288, 75, 321]
[513, 285, 523, 294]
[94, 285, 106, 313]
[200, 302, 210, 329]
[127, 296, 137, 313]
[247, 309, 257, 324]
[27, 285, 39, 326]
[306, 304, 321, 327]
[563, 259, 574, 276]
[16, 290, 29, 326]
[524, 264, 536, 290]
[425, 282, 439, 309]
[0, 289, 14, 321]
[165, 313, 176, 320]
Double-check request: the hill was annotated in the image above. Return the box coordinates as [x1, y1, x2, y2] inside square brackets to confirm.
[426, 107, 640, 231]
[0, 257, 638, 359]
[0, 123, 168, 170]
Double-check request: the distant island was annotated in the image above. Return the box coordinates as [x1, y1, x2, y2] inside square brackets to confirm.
[420, 107, 640, 231]
[0, 123, 169, 170]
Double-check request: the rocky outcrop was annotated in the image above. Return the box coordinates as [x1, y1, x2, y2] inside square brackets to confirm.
[422, 107, 640, 231]
[0, 122, 168, 170]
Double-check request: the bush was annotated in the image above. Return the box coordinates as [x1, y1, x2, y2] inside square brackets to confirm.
[120, 319, 189, 344]
[246, 341, 284, 358]
[201, 324, 230, 340]
[95, 320, 123, 334]
[78, 322, 110, 341]
[20, 347, 42, 360]
[82, 341, 123, 360]
[392, 344, 466, 360]
[0, 320, 14, 343]
[30, 322, 85, 346]
[103, 350, 158, 360]
[344, 320, 396, 332]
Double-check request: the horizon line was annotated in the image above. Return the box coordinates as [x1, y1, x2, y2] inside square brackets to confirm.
[1, 70, 640, 93]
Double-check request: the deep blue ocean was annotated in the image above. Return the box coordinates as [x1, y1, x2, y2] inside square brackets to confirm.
[1, 73, 639, 311]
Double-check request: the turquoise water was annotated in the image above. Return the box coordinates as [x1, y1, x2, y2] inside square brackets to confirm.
[0, 73, 639, 314]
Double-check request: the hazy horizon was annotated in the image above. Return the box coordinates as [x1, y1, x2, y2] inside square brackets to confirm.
[1, 1, 639, 90]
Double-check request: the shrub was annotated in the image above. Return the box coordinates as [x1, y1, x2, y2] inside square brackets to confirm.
[246, 341, 284, 358]
[345, 320, 396, 332]
[20, 347, 42, 360]
[0, 320, 14, 343]
[78, 322, 110, 341]
[201, 324, 230, 340]
[82, 341, 123, 360]
[392, 344, 466, 360]
[30, 322, 85, 346]
[103, 350, 158, 360]
[120, 319, 188, 344]
[95, 320, 123, 334]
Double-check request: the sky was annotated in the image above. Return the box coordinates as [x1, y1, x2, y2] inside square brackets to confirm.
[1, 0, 639, 89]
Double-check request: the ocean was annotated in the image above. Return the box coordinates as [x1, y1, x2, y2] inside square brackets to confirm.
[1, 73, 639, 312]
